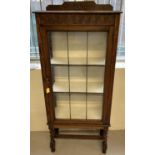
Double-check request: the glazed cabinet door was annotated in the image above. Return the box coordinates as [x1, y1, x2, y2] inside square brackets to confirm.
[45, 31, 109, 121]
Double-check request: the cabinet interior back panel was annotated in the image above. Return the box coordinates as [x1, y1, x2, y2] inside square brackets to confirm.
[68, 32, 87, 58]
[50, 32, 107, 65]
[49, 31, 106, 119]
[55, 93, 70, 119]
[52, 66, 104, 93]
[53, 66, 69, 81]
[55, 93, 103, 120]
[70, 94, 86, 119]
[87, 94, 103, 119]
[88, 32, 107, 58]
[51, 32, 68, 58]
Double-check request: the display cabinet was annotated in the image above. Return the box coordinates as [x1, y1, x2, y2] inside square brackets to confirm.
[34, 1, 121, 153]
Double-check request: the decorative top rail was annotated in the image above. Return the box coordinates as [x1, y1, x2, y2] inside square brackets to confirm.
[46, 1, 113, 11]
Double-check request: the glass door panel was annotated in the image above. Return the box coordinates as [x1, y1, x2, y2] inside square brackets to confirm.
[47, 31, 107, 120]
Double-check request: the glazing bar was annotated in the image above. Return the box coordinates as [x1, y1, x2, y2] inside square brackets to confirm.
[86, 32, 89, 120]
[67, 32, 72, 119]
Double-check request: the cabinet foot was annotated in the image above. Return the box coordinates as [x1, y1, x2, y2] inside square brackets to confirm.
[50, 140, 55, 152]
[102, 141, 107, 154]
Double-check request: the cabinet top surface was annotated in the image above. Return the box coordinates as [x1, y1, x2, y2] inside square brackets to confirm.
[34, 11, 121, 14]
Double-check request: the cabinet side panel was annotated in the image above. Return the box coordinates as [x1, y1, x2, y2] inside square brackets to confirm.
[35, 15, 55, 129]
[103, 15, 121, 125]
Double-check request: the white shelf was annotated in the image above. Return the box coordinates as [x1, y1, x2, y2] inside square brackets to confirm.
[50, 57, 68, 64]
[69, 57, 86, 65]
[88, 57, 105, 65]
[53, 81, 69, 92]
[53, 81, 103, 93]
[50, 57, 105, 65]
[70, 81, 86, 92]
[88, 82, 103, 93]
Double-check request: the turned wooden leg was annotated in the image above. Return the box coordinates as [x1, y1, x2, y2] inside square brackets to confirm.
[50, 129, 55, 152]
[50, 139, 55, 152]
[102, 127, 108, 154]
[102, 140, 107, 154]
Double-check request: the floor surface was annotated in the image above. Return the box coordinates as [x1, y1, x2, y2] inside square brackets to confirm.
[30, 130, 125, 155]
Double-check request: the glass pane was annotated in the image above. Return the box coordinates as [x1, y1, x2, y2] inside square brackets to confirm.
[70, 94, 86, 119]
[88, 32, 107, 65]
[50, 32, 68, 65]
[47, 31, 107, 120]
[52, 66, 69, 92]
[70, 66, 86, 93]
[88, 66, 104, 93]
[55, 93, 70, 119]
[87, 94, 103, 119]
[49, 32, 107, 65]
[68, 32, 87, 64]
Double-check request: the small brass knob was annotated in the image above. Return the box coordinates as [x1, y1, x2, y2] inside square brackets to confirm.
[46, 87, 50, 94]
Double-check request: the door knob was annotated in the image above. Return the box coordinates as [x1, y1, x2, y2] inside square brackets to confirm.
[46, 87, 50, 94]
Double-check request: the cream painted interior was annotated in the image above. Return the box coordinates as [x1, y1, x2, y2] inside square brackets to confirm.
[30, 68, 125, 131]
[50, 32, 106, 65]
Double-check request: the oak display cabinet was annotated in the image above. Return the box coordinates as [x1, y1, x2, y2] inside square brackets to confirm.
[34, 1, 121, 153]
